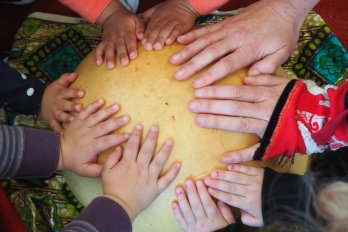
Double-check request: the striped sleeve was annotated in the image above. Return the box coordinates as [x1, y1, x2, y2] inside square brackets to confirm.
[0, 125, 60, 178]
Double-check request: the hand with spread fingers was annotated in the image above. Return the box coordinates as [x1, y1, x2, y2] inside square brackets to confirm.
[172, 179, 235, 232]
[40, 73, 84, 134]
[59, 99, 130, 177]
[205, 164, 264, 227]
[189, 75, 290, 163]
[170, 0, 319, 88]
[141, 0, 198, 51]
[102, 124, 181, 221]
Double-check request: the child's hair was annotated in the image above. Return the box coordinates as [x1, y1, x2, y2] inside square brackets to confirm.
[314, 181, 348, 232]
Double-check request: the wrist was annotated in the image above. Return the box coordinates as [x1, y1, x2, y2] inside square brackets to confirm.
[103, 194, 136, 222]
[96, 1, 125, 26]
[58, 136, 64, 171]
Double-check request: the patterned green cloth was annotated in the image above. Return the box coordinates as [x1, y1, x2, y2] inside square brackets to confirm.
[1, 11, 347, 232]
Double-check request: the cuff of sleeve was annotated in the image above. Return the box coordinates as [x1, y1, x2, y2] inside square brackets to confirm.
[77, 197, 132, 232]
[261, 168, 305, 226]
[15, 127, 60, 178]
[188, 0, 229, 15]
[86, 0, 112, 23]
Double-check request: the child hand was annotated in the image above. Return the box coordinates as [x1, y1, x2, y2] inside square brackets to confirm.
[59, 99, 130, 177]
[204, 164, 264, 227]
[40, 73, 84, 134]
[95, 5, 145, 69]
[142, 0, 198, 51]
[172, 179, 235, 232]
[102, 124, 181, 221]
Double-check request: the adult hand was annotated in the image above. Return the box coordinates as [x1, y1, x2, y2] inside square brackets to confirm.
[189, 75, 290, 163]
[142, 0, 198, 51]
[95, 5, 145, 69]
[170, 0, 314, 88]
[172, 179, 234, 232]
[205, 164, 264, 227]
[59, 99, 130, 177]
[102, 124, 181, 221]
[40, 73, 84, 134]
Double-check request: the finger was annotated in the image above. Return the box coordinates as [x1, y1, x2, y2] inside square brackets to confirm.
[194, 85, 263, 102]
[158, 162, 181, 192]
[176, 23, 220, 45]
[142, 7, 156, 24]
[221, 143, 260, 164]
[205, 176, 249, 197]
[78, 99, 105, 120]
[49, 120, 64, 134]
[103, 146, 123, 171]
[135, 16, 145, 40]
[56, 99, 83, 113]
[241, 211, 263, 227]
[243, 75, 291, 87]
[57, 73, 78, 86]
[104, 41, 116, 69]
[248, 48, 291, 76]
[86, 103, 120, 127]
[185, 179, 207, 220]
[228, 164, 263, 176]
[189, 100, 268, 120]
[138, 126, 159, 167]
[154, 25, 175, 50]
[210, 169, 253, 185]
[95, 42, 106, 66]
[93, 115, 130, 138]
[175, 187, 196, 224]
[55, 110, 74, 123]
[217, 201, 235, 224]
[150, 139, 174, 177]
[58, 86, 84, 100]
[191, 48, 254, 88]
[195, 114, 267, 135]
[195, 180, 218, 218]
[165, 24, 183, 45]
[116, 37, 130, 67]
[144, 22, 161, 51]
[172, 201, 188, 230]
[207, 188, 246, 209]
[124, 31, 138, 62]
[93, 133, 130, 154]
[123, 124, 143, 161]
[80, 163, 104, 177]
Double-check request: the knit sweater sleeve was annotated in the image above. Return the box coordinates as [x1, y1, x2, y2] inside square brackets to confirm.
[0, 125, 60, 178]
[58, 0, 112, 23]
[62, 197, 132, 232]
[0, 60, 45, 115]
[188, 0, 229, 15]
[254, 79, 348, 161]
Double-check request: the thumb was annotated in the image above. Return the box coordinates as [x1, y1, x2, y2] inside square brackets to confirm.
[240, 210, 264, 227]
[103, 146, 123, 172]
[57, 73, 78, 87]
[248, 48, 290, 76]
[217, 200, 235, 224]
[221, 143, 259, 164]
[142, 6, 156, 24]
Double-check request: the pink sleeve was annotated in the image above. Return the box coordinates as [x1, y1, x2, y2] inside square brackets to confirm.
[58, 0, 112, 23]
[188, 0, 229, 15]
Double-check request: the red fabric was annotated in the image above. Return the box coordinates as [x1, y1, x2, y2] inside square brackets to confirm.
[0, 187, 27, 232]
[262, 80, 348, 160]
[188, 0, 229, 15]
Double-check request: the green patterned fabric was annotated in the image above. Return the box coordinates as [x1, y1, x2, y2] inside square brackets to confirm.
[1, 11, 347, 232]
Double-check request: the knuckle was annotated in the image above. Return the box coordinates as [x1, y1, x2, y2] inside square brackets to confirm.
[228, 85, 242, 99]
[219, 57, 234, 70]
[236, 117, 249, 132]
[226, 102, 240, 114]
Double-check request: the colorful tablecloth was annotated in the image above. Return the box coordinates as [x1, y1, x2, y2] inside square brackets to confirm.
[1, 11, 347, 231]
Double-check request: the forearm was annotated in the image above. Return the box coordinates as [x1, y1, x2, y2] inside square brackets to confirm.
[62, 197, 132, 232]
[0, 60, 45, 115]
[255, 80, 348, 160]
[0, 125, 60, 178]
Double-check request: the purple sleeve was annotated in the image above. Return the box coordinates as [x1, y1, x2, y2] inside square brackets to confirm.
[0, 125, 60, 178]
[62, 197, 132, 232]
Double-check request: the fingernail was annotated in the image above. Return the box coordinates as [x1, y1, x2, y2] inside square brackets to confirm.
[77, 90, 84, 97]
[196, 180, 204, 188]
[122, 115, 130, 123]
[135, 124, 142, 130]
[165, 38, 172, 45]
[150, 125, 158, 132]
[228, 164, 234, 170]
[171, 203, 177, 209]
[171, 53, 180, 61]
[107, 61, 114, 69]
[195, 116, 206, 125]
[96, 60, 102, 66]
[248, 69, 260, 76]
[188, 101, 199, 112]
[121, 58, 128, 67]
[116, 146, 122, 151]
[174, 68, 185, 78]
[185, 180, 192, 188]
[244, 76, 256, 82]
[124, 133, 130, 139]
[195, 89, 206, 98]
[211, 170, 220, 178]
[111, 104, 119, 110]
[175, 188, 183, 196]
[144, 43, 153, 51]
[154, 42, 162, 50]
[165, 139, 173, 146]
[129, 52, 137, 59]
[193, 78, 204, 88]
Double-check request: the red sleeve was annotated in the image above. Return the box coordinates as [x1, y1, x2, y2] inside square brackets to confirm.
[188, 0, 229, 15]
[58, 0, 112, 23]
[254, 79, 348, 161]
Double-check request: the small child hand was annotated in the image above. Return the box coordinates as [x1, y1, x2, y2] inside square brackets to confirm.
[172, 179, 235, 232]
[95, 5, 145, 69]
[204, 164, 264, 227]
[142, 0, 198, 51]
[59, 99, 130, 177]
[40, 73, 84, 134]
[102, 124, 181, 221]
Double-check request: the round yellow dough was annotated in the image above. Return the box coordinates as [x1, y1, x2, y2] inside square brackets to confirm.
[65, 43, 261, 232]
